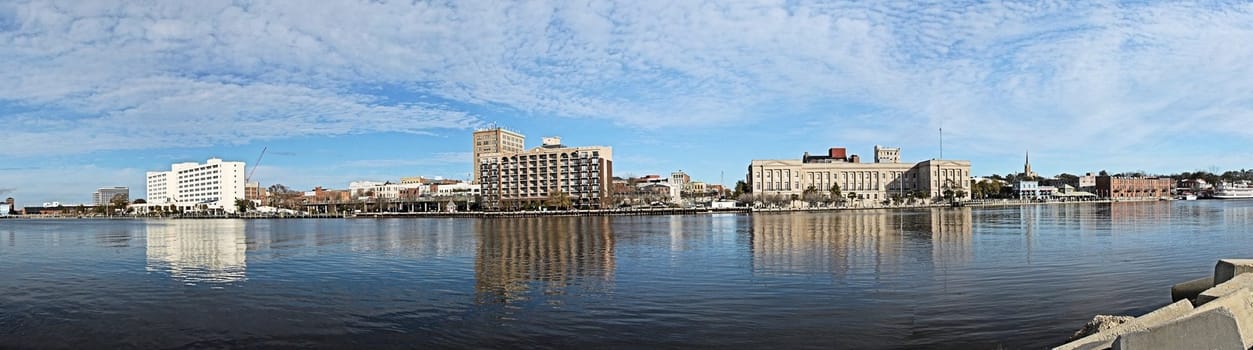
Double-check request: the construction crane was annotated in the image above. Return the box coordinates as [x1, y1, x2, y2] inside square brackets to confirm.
[246, 146, 267, 183]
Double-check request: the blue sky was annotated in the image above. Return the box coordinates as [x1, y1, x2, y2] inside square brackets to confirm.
[2, 1, 1253, 204]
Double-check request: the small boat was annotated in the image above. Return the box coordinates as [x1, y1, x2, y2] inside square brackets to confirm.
[1177, 194, 1198, 201]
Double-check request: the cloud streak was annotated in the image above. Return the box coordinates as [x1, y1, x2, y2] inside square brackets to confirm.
[0, 0, 1251, 174]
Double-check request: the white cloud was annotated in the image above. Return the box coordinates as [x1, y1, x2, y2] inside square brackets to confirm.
[0, 0, 1251, 173]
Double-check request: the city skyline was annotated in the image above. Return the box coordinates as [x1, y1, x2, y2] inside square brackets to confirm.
[3, 1, 1253, 204]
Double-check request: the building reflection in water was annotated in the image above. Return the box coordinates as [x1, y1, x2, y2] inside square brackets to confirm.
[927, 207, 974, 269]
[474, 216, 614, 304]
[242, 219, 476, 260]
[145, 220, 247, 284]
[751, 208, 972, 276]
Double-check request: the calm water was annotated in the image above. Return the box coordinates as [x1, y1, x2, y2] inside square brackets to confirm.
[3, 201, 1253, 349]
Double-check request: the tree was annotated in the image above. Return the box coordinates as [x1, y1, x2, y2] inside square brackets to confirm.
[546, 190, 572, 210]
[1056, 173, 1080, 184]
[912, 190, 928, 204]
[736, 193, 756, 206]
[802, 186, 824, 207]
[847, 192, 858, 207]
[132, 198, 147, 204]
[1098, 170, 1109, 176]
[235, 199, 256, 213]
[942, 180, 956, 203]
[971, 180, 1001, 199]
[829, 183, 842, 200]
[733, 180, 749, 198]
[109, 193, 129, 215]
[267, 184, 302, 209]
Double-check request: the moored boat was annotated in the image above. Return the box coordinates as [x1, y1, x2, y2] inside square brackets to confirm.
[1213, 181, 1253, 199]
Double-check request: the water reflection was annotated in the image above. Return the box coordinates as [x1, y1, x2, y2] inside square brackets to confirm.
[751, 208, 973, 276]
[474, 217, 615, 304]
[145, 220, 247, 283]
[241, 219, 476, 260]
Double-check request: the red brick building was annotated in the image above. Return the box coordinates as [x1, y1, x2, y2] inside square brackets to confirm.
[1095, 176, 1172, 199]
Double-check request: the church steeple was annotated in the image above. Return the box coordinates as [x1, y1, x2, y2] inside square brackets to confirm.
[1024, 150, 1035, 180]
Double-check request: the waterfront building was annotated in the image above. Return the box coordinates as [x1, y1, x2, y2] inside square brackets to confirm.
[1013, 181, 1054, 200]
[244, 182, 267, 201]
[637, 181, 680, 203]
[399, 176, 426, 185]
[747, 146, 972, 202]
[92, 187, 129, 206]
[431, 182, 481, 197]
[0, 204, 7, 216]
[348, 181, 423, 199]
[670, 171, 691, 190]
[472, 127, 526, 184]
[1178, 178, 1212, 194]
[1095, 176, 1172, 199]
[1078, 172, 1098, 189]
[306, 187, 351, 203]
[144, 158, 247, 213]
[477, 136, 614, 210]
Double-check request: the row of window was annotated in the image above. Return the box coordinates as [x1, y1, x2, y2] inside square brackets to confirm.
[176, 164, 220, 175]
[178, 170, 220, 180]
[178, 175, 220, 184]
[481, 153, 601, 162]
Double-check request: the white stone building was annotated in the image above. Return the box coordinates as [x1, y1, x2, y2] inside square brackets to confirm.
[748, 146, 972, 202]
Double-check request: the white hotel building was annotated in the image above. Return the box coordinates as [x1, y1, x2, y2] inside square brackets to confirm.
[145, 158, 247, 213]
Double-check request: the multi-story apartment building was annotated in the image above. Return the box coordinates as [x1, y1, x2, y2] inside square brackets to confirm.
[145, 158, 247, 213]
[478, 137, 613, 210]
[748, 146, 971, 202]
[92, 187, 130, 206]
[472, 127, 526, 184]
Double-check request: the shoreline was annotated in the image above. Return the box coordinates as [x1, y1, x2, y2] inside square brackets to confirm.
[0, 197, 1175, 220]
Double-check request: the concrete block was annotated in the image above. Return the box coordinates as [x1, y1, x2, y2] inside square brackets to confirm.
[1191, 288, 1253, 346]
[1112, 307, 1245, 350]
[1214, 259, 1253, 284]
[1197, 273, 1253, 306]
[1170, 276, 1212, 302]
[1053, 300, 1194, 350]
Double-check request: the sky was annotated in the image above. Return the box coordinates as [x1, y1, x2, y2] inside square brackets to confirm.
[2, 1, 1253, 204]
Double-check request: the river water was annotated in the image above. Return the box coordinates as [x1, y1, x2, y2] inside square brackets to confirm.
[3, 201, 1253, 349]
